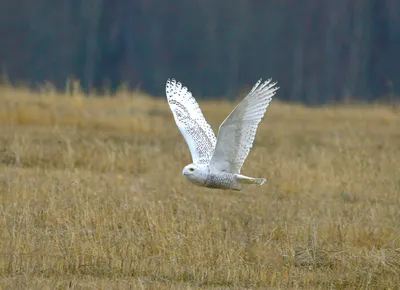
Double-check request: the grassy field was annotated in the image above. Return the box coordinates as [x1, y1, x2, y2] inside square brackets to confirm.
[0, 83, 399, 289]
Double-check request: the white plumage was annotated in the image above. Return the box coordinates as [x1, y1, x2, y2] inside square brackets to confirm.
[165, 79, 216, 164]
[166, 78, 279, 191]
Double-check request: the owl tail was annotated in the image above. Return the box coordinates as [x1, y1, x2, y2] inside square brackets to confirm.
[235, 174, 266, 185]
[252, 177, 267, 185]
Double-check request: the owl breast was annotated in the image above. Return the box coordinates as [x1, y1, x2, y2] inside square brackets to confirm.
[205, 171, 242, 191]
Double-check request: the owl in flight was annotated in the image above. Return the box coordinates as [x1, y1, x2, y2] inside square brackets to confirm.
[166, 78, 279, 191]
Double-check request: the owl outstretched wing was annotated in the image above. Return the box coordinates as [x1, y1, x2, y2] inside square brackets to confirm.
[210, 78, 279, 173]
[166, 78, 217, 164]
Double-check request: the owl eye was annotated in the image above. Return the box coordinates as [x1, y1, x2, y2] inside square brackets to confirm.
[189, 168, 194, 172]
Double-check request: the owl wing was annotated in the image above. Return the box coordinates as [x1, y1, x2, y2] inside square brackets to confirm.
[166, 78, 217, 164]
[210, 78, 279, 173]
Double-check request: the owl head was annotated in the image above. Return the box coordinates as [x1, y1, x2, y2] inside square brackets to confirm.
[182, 163, 208, 186]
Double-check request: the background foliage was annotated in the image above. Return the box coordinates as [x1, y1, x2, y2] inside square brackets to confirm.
[1, 0, 399, 103]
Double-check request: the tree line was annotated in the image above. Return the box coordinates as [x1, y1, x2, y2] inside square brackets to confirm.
[0, 0, 399, 104]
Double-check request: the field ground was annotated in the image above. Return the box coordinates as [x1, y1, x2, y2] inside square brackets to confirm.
[0, 84, 399, 289]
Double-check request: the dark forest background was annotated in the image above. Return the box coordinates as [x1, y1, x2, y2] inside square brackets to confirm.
[0, 0, 399, 104]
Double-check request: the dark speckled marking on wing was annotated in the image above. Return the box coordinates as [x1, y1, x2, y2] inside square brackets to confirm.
[169, 99, 215, 163]
[166, 79, 217, 164]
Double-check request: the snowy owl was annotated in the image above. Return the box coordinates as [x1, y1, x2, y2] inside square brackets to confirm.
[166, 78, 279, 191]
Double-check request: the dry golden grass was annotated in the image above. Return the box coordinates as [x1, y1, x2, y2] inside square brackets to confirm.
[0, 83, 399, 289]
